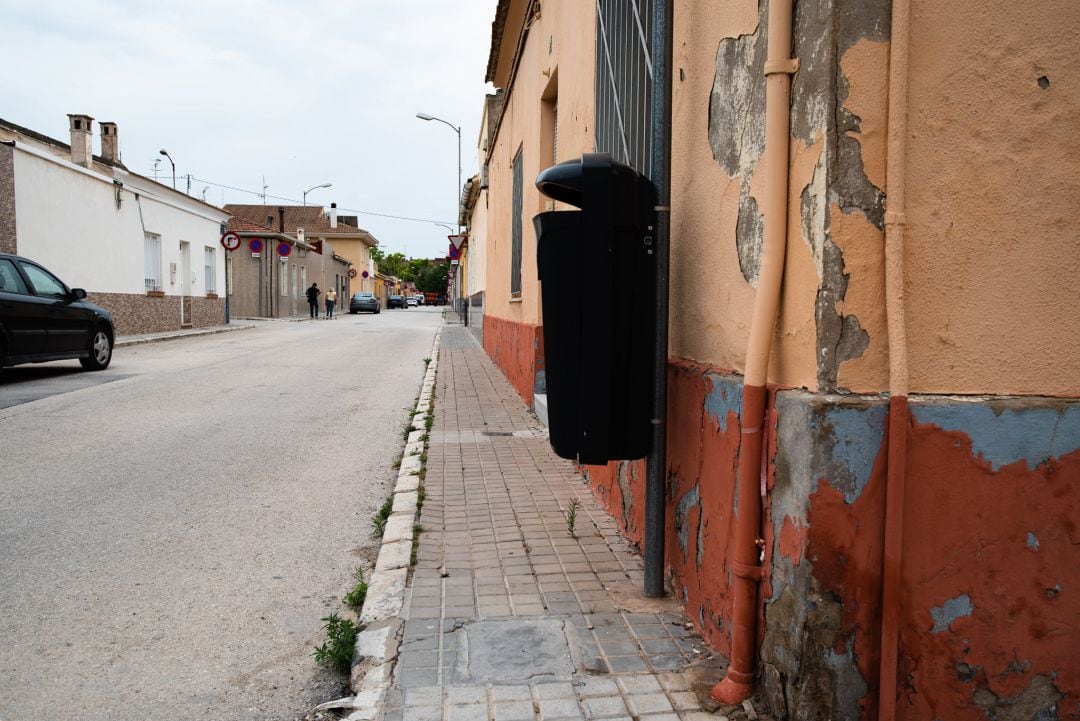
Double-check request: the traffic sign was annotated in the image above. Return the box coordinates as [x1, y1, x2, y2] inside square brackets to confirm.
[448, 244, 461, 260]
[348, 268, 358, 278]
[449, 234, 467, 250]
[249, 237, 264, 254]
[277, 241, 292, 257]
[220, 231, 241, 252]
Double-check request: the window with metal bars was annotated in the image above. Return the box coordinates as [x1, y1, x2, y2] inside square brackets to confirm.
[144, 232, 162, 291]
[595, 0, 653, 176]
[204, 246, 216, 294]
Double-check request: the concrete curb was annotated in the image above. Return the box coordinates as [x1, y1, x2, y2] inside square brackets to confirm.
[116, 323, 255, 348]
[345, 327, 441, 720]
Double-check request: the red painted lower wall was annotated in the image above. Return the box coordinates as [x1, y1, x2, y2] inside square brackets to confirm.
[576, 356, 1080, 720]
[583, 359, 741, 654]
[483, 314, 544, 406]
[896, 416, 1080, 720]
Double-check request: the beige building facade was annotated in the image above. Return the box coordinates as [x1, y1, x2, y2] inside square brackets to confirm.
[478, 1, 1080, 719]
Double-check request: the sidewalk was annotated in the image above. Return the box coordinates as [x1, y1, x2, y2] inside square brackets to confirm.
[115, 321, 256, 348]
[348, 327, 762, 721]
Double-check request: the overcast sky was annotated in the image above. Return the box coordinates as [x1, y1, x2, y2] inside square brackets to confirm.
[1, 0, 495, 259]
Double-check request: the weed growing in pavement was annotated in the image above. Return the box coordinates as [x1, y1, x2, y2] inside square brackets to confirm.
[420, 433, 429, 443]
[343, 567, 368, 610]
[410, 524, 423, 566]
[424, 357, 432, 366]
[392, 455, 402, 469]
[419, 453, 428, 464]
[523, 541, 532, 555]
[372, 496, 393, 537]
[565, 498, 582, 537]
[417, 484, 426, 507]
[424, 415, 434, 431]
[313, 612, 359, 674]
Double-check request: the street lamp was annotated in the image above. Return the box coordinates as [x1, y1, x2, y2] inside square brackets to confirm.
[416, 112, 462, 234]
[303, 182, 332, 208]
[158, 149, 175, 190]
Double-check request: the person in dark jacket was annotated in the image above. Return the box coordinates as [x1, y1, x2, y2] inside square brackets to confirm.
[306, 283, 320, 319]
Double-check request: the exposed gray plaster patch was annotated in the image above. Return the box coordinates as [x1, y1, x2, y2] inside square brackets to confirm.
[673, 484, 701, 558]
[789, 0, 890, 392]
[931, 593, 974, 634]
[616, 461, 633, 524]
[824, 640, 870, 721]
[1027, 532, 1040, 552]
[709, 1, 766, 285]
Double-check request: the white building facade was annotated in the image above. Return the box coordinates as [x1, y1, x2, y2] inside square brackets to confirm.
[0, 115, 229, 334]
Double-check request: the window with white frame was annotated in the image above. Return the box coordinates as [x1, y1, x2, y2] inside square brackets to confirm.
[204, 247, 216, 294]
[144, 232, 162, 291]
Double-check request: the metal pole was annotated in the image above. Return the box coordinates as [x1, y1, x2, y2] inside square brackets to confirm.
[644, 0, 674, 598]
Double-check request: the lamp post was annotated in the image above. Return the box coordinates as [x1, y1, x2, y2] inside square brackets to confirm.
[303, 182, 332, 208]
[158, 149, 175, 190]
[416, 113, 462, 234]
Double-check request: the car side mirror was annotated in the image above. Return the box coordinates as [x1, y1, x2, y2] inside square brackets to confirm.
[70, 288, 87, 301]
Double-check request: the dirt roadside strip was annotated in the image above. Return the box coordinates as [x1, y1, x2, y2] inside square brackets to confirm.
[315, 328, 441, 719]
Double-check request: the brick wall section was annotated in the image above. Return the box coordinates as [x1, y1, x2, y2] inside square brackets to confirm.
[0, 143, 16, 255]
[86, 292, 224, 335]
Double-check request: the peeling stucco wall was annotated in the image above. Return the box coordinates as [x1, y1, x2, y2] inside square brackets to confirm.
[761, 390, 1080, 721]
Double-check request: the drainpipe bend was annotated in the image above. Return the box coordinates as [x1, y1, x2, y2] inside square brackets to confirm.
[879, 0, 911, 716]
[712, 0, 796, 705]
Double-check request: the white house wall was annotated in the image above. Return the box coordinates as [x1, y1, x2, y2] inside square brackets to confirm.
[11, 143, 229, 334]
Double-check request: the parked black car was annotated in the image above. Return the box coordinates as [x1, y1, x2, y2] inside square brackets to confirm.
[349, 292, 381, 314]
[387, 295, 407, 309]
[0, 253, 115, 372]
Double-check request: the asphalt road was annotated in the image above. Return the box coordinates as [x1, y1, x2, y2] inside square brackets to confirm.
[0, 307, 442, 721]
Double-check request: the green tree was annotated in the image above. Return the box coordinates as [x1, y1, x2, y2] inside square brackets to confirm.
[369, 246, 385, 265]
[417, 263, 450, 293]
[378, 252, 409, 279]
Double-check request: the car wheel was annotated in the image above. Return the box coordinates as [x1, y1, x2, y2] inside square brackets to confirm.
[350, 310, 357, 314]
[79, 327, 112, 371]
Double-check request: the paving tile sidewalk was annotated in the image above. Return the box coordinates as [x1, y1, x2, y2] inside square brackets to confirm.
[377, 327, 737, 721]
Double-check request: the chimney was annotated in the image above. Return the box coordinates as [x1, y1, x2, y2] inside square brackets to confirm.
[99, 122, 119, 165]
[330, 202, 338, 229]
[278, 207, 285, 233]
[67, 114, 94, 168]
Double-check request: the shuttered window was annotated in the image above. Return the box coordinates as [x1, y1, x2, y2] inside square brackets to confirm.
[511, 146, 523, 297]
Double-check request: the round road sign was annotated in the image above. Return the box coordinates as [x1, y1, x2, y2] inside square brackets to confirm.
[362, 270, 370, 279]
[249, 237, 264, 254]
[348, 268, 358, 278]
[220, 232, 242, 252]
[276, 241, 292, 257]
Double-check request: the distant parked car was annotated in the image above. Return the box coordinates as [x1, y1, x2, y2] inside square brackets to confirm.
[349, 292, 380, 314]
[406, 296, 419, 307]
[412, 294, 424, 306]
[0, 252, 115, 372]
[387, 295, 407, 309]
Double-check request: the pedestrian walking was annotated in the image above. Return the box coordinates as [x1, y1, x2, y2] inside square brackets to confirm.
[306, 283, 320, 319]
[325, 287, 337, 319]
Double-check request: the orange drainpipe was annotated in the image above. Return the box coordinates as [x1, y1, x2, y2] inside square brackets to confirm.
[712, 0, 798, 704]
[879, 0, 911, 716]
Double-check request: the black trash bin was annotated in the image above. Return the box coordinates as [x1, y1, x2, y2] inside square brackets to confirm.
[533, 153, 657, 465]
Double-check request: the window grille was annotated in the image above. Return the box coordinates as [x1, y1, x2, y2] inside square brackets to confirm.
[144, 233, 162, 291]
[595, 0, 653, 176]
[204, 246, 216, 294]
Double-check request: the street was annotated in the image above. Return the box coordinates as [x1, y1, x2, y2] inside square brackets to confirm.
[0, 308, 442, 721]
